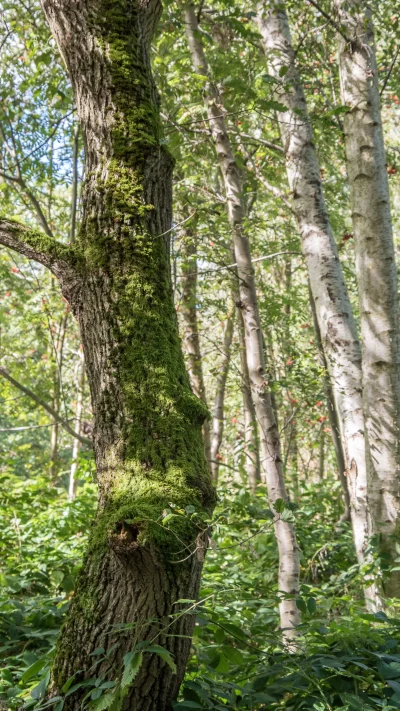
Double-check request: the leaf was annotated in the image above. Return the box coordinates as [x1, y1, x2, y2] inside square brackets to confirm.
[20, 658, 47, 684]
[307, 597, 317, 614]
[121, 652, 143, 689]
[146, 645, 176, 673]
[91, 690, 117, 711]
[221, 622, 248, 641]
[296, 598, 307, 613]
[273, 498, 286, 513]
[31, 671, 50, 700]
[388, 680, 400, 693]
[221, 645, 244, 665]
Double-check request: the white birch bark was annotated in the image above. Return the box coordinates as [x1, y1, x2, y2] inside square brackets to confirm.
[335, 0, 400, 598]
[237, 308, 261, 491]
[210, 314, 234, 482]
[183, 1, 301, 638]
[256, 1, 369, 572]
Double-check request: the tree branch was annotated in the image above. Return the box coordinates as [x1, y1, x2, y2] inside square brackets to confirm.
[0, 219, 77, 278]
[0, 367, 91, 447]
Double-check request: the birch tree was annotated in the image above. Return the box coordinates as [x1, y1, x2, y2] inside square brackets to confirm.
[183, 1, 301, 638]
[256, 0, 369, 574]
[0, 1, 215, 708]
[335, 0, 400, 598]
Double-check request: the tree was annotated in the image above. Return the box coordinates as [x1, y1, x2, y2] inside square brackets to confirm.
[256, 0, 370, 587]
[0, 0, 215, 708]
[335, 0, 400, 599]
[182, 1, 301, 639]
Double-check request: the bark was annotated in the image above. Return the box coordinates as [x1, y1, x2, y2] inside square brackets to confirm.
[256, 2, 368, 569]
[210, 313, 234, 483]
[0, 2, 215, 709]
[237, 308, 261, 492]
[183, 2, 300, 639]
[335, 0, 400, 598]
[69, 353, 85, 501]
[178, 223, 211, 467]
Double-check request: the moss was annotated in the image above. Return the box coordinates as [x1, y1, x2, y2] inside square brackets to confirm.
[8, 220, 81, 265]
[76, 0, 215, 557]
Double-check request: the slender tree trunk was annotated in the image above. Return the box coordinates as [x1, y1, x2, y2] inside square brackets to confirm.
[308, 284, 351, 522]
[210, 313, 234, 483]
[184, 2, 300, 638]
[256, 2, 368, 571]
[50, 307, 69, 480]
[335, 0, 400, 598]
[0, 2, 217, 708]
[178, 222, 211, 467]
[69, 353, 85, 501]
[237, 309, 261, 492]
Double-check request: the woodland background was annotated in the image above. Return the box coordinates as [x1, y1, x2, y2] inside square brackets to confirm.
[1, 0, 400, 709]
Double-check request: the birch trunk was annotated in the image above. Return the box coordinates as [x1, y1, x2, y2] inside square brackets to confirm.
[0, 2, 216, 707]
[210, 314, 234, 482]
[237, 308, 261, 491]
[178, 223, 211, 467]
[256, 1, 368, 568]
[335, 0, 400, 598]
[184, 2, 300, 638]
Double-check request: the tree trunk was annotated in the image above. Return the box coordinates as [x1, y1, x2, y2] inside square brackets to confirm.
[0, 1, 216, 708]
[183, 1, 300, 639]
[50, 306, 69, 481]
[210, 313, 234, 483]
[335, 0, 400, 599]
[256, 2, 368, 571]
[178, 222, 211, 467]
[308, 284, 351, 522]
[237, 308, 261, 492]
[69, 353, 85, 501]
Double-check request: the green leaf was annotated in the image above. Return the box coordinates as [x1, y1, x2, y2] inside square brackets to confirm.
[273, 498, 286, 513]
[146, 645, 176, 673]
[307, 597, 317, 614]
[296, 598, 307, 613]
[91, 690, 118, 711]
[20, 658, 47, 684]
[121, 652, 143, 689]
[221, 645, 244, 665]
[31, 671, 50, 700]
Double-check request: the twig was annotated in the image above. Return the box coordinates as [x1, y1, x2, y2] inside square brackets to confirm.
[380, 47, 400, 96]
[306, 0, 349, 42]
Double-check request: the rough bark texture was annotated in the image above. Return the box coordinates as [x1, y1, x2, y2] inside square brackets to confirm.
[210, 313, 234, 482]
[335, 0, 400, 598]
[0, 1, 216, 708]
[257, 1, 369, 568]
[178, 223, 211, 467]
[184, 1, 300, 638]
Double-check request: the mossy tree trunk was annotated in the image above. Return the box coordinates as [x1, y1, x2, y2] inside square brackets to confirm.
[0, 1, 215, 709]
